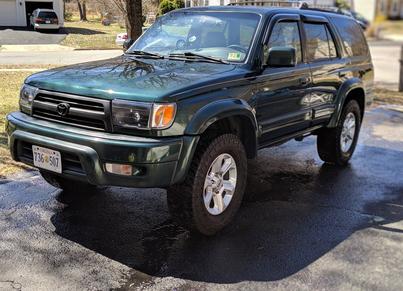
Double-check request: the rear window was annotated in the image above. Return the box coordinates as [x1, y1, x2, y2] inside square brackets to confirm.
[38, 12, 58, 19]
[331, 17, 369, 57]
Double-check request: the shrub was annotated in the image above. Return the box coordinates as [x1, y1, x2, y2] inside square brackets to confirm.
[158, 0, 184, 16]
[64, 11, 73, 21]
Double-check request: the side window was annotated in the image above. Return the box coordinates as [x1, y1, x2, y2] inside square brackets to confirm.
[268, 21, 302, 64]
[304, 23, 338, 61]
[332, 17, 369, 57]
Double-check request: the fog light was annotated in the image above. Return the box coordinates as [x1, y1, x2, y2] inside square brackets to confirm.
[105, 163, 133, 176]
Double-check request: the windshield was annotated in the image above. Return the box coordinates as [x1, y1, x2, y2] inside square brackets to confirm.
[129, 11, 261, 63]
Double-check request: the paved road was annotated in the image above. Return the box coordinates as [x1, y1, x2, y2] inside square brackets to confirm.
[1, 104, 403, 290]
[0, 27, 67, 45]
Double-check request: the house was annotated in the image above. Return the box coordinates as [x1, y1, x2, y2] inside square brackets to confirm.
[0, 0, 64, 27]
[354, 0, 403, 21]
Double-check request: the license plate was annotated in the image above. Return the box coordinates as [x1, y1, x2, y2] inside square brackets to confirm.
[32, 145, 62, 173]
[46, 20, 50, 24]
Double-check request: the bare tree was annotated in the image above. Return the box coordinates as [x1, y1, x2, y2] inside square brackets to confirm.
[110, 0, 142, 40]
[125, 0, 143, 40]
[77, 0, 88, 21]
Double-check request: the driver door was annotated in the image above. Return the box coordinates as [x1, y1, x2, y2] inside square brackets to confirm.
[255, 15, 312, 145]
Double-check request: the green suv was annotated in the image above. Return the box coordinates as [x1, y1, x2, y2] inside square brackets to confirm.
[6, 6, 374, 235]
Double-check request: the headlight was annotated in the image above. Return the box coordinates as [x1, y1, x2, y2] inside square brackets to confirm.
[19, 84, 38, 115]
[112, 100, 176, 130]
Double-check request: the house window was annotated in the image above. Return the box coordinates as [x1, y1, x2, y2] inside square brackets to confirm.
[392, 0, 399, 13]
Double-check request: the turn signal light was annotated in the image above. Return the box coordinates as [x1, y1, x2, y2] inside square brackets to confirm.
[105, 163, 132, 176]
[152, 104, 176, 129]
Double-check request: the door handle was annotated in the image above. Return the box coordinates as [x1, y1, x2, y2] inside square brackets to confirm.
[299, 77, 310, 86]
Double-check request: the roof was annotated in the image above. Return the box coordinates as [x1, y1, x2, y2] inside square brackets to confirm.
[175, 5, 351, 20]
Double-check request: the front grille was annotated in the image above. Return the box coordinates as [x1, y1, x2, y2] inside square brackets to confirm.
[32, 90, 111, 131]
[17, 141, 85, 175]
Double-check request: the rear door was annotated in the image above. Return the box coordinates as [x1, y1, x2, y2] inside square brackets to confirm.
[255, 14, 312, 145]
[302, 15, 346, 126]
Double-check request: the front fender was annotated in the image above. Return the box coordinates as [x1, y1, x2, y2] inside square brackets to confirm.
[184, 98, 258, 135]
[328, 78, 364, 128]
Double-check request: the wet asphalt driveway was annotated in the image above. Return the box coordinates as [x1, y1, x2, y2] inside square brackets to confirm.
[1, 104, 403, 290]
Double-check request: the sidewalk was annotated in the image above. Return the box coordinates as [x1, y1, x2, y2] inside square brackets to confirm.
[0, 49, 122, 66]
[0, 44, 74, 52]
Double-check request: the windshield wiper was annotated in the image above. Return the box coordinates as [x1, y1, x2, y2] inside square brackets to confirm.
[125, 50, 164, 59]
[169, 52, 229, 64]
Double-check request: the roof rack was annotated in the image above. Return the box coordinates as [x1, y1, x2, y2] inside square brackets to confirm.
[228, 1, 309, 8]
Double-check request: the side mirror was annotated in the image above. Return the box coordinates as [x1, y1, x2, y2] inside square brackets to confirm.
[267, 47, 296, 67]
[123, 39, 135, 51]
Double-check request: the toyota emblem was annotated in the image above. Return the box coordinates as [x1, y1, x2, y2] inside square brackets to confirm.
[56, 103, 70, 117]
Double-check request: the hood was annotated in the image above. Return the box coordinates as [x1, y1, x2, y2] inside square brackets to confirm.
[26, 56, 243, 102]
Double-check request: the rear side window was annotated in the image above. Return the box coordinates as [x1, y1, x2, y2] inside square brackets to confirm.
[332, 17, 368, 57]
[39, 12, 58, 19]
[304, 23, 337, 61]
[268, 21, 302, 64]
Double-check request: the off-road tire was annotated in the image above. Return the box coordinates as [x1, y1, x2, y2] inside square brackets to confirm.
[317, 100, 362, 166]
[167, 134, 247, 236]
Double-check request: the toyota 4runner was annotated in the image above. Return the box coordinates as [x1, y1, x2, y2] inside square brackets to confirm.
[6, 6, 374, 235]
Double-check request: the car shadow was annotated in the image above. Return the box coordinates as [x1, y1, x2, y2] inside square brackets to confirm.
[50, 142, 403, 284]
[61, 27, 106, 35]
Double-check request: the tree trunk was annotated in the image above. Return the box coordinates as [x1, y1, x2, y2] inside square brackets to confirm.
[125, 0, 142, 41]
[77, 0, 87, 21]
[77, 0, 83, 20]
[82, 2, 87, 21]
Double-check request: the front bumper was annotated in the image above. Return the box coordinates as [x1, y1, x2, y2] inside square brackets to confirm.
[6, 112, 199, 188]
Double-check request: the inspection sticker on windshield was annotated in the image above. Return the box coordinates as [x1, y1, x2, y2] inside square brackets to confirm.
[228, 52, 241, 61]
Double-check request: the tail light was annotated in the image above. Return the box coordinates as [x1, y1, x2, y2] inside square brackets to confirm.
[35, 17, 44, 24]
[122, 34, 128, 40]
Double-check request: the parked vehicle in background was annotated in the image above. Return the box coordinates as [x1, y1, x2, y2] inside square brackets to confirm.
[118, 28, 149, 50]
[30, 9, 60, 32]
[6, 6, 374, 236]
[115, 32, 128, 46]
[319, 7, 370, 30]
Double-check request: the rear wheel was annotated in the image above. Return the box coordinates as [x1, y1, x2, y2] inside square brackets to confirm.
[167, 134, 247, 236]
[317, 100, 362, 166]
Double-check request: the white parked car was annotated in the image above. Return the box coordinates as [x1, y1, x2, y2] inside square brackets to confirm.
[115, 32, 128, 46]
[30, 9, 60, 32]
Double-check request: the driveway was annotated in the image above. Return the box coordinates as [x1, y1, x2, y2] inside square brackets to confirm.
[0, 27, 66, 45]
[1, 104, 403, 290]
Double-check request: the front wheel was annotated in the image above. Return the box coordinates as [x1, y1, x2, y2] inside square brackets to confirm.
[317, 100, 362, 166]
[167, 134, 247, 236]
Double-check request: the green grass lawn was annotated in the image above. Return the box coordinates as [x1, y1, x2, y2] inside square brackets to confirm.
[0, 70, 38, 177]
[61, 20, 126, 49]
[380, 20, 403, 35]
